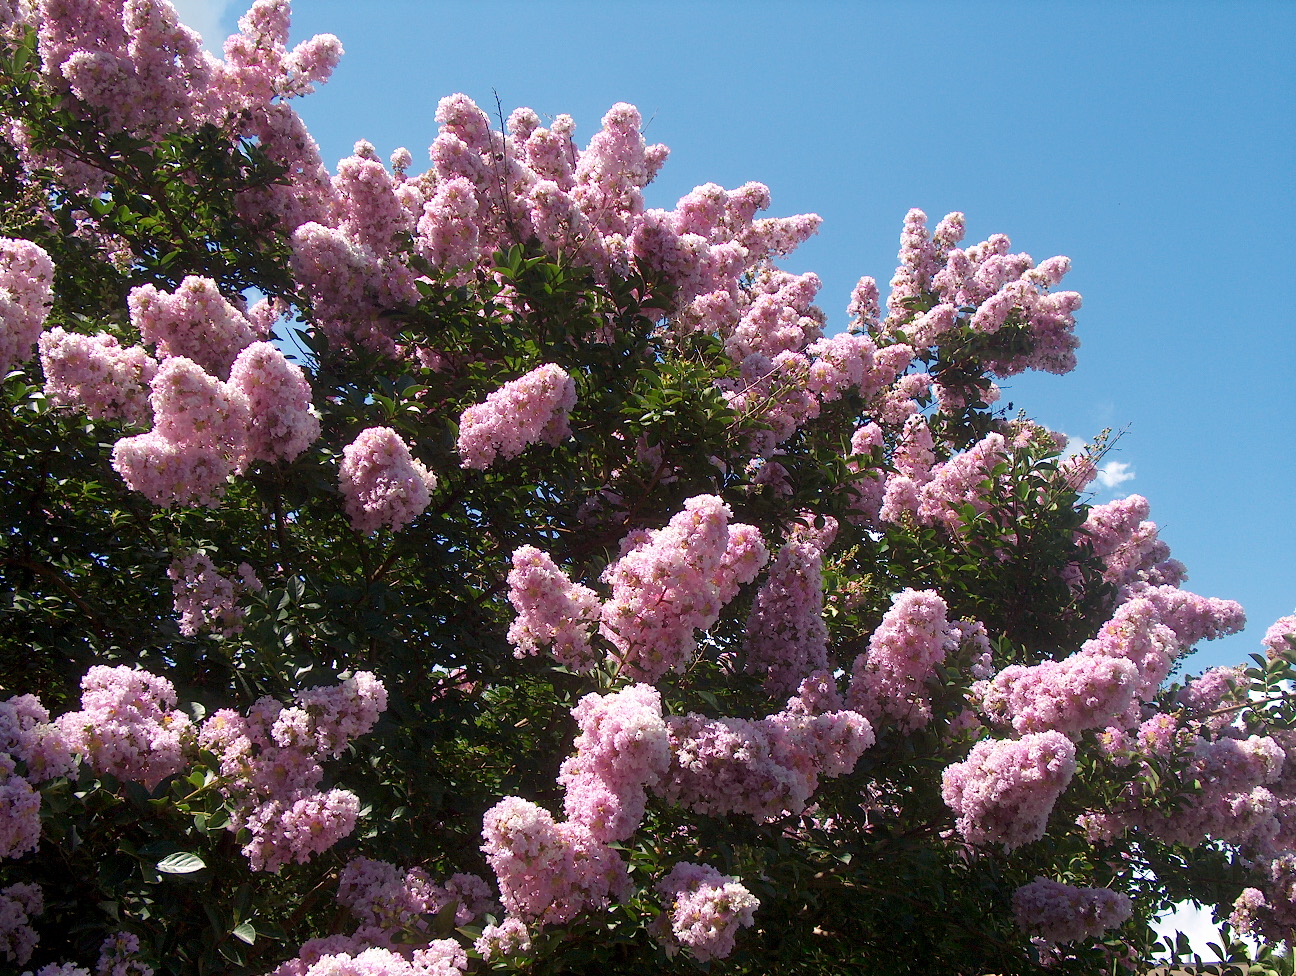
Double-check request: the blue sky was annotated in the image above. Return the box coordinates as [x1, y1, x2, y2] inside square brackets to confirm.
[177, 0, 1294, 674]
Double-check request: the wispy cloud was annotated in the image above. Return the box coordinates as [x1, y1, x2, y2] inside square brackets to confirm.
[170, 0, 236, 52]
[1096, 460, 1135, 491]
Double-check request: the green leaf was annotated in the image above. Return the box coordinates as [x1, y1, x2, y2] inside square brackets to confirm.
[157, 851, 206, 874]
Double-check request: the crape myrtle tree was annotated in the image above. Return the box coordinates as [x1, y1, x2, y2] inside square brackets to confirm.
[1, 2, 1295, 975]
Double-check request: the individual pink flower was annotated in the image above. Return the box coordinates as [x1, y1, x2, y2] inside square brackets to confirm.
[339, 427, 437, 533]
[457, 364, 577, 469]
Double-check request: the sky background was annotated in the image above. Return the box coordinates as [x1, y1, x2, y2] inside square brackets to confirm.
[170, 0, 1294, 956]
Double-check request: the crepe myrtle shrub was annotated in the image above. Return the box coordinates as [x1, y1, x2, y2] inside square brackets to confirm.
[0, 3, 1294, 976]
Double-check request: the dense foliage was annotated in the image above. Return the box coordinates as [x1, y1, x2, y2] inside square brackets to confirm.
[1, 3, 1295, 975]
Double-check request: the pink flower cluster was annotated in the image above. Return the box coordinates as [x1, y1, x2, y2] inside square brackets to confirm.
[474, 917, 531, 962]
[95, 931, 153, 976]
[33, 0, 339, 147]
[980, 651, 1138, 738]
[0, 694, 76, 862]
[655, 861, 759, 962]
[112, 338, 320, 506]
[600, 495, 768, 682]
[1078, 495, 1176, 587]
[56, 666, 192, 789]
[480, 796, 629, 927]
[743, 521, 833, 698]
[1128, 730, 1287, 849]
[1265, 615, 1296, 659]
[0, 754, 43, 862]
[941, 731, 1076, 850]
[1, 693, 77, 784]
[456, 364, 577, 469]
[276, 944, 466, 976]
[847, 588, 951, 733]
[337, 858, 492, 935]
[720, 312, 907, 456]
[0, 238, 54, 372]
[168, 552, 261, 637]
[196, 672, 386, 871]
[880, 210, 1082, 376]
[111, 356, 250, 507]
[128, 277, 266, 379]
[229, 341, 320, 464]
[0, 881, 41, 965]
[660, 700, 873, 821]
[558, 685, 670, 843]
[289, 181, 418, 354]
[1011, 878, 1132, 944]
[38, 328, 157, 425]
[505, 546, 602, 670]
[338, 427, 437, 534]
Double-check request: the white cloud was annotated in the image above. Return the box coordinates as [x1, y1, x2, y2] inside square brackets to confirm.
[1096, 459, 1135, 490]
[169, 0, 236, 52]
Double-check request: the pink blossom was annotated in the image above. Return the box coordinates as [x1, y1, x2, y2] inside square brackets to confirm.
[243, 788, 361, 873]
[600, 495, 753, 682]
[480, 796, 629, 927]
[981, 652, 1139, 737]
[0, 881, 41, 965]
[457, 364, 577, 469]
[38, 328, 157, 425]
[847, 589, 951, 733]
[0, 758, 41, 860]
[559, 685, 670, 842]
[339, 427, 437, 534]
[743, 533, 831, 697]
[416, 177, 480, 270]
[505, 546, 602, 670]
[128, 277, 264, 378]
[56, 666, 192, 789]
[475, 917, 531, 961]
[0, 238, 53, 372]
[1264, 615, 1296, 659]
[655, 862, 759, 962]
[0, 694, 75, 782]
[941, 731, 1076, 850]
[1012, 878, 1131, 944]
[229, 341, 319, 463]
[169, 553, 261, 637]
[660, 706, 872, 821]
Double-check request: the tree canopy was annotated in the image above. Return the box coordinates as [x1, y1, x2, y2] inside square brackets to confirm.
[1, 3, 1295, 975]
